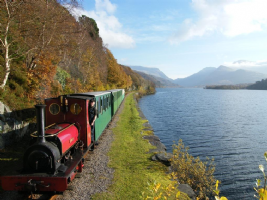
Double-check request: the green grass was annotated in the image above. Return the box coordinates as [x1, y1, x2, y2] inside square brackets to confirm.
[92, 94, 189, 200]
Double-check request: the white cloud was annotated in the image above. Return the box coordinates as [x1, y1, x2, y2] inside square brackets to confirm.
[224, 60, 267, 68]
[169, 0, 267, 43]
[95, 0, 116, 14]
[67, 1, 135, 49]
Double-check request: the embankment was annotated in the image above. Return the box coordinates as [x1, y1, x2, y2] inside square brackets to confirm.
[93, 93, 192, 200]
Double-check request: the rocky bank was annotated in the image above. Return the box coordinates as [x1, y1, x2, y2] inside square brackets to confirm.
[136, 96, 197, 200]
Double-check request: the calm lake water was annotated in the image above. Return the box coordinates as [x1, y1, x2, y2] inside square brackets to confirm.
[139, 88, 267, 199]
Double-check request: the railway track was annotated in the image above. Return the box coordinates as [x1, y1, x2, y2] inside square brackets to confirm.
[26, 193, 62, 200]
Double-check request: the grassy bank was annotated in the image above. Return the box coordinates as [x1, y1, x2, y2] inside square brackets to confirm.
[92, 94, 189, 200]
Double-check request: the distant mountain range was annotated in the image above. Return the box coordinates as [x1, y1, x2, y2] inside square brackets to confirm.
[129, 61, 267, 88]
[129, 66, 178, 87]
[133, 71, 178, 88]
[172, 65, 267, 87]
[129, 66, 172, 80]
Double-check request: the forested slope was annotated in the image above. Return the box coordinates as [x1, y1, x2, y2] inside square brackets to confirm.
[0, 0, 154, 110]
[121, 65, 155, 94]
[247, 79, 267, 90]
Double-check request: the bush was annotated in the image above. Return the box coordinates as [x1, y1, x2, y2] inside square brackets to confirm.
[255, 152, 267, 200]
[141, 178, 190, 200]
[55, 67, 70, 89]
[171, 139, 216, 199]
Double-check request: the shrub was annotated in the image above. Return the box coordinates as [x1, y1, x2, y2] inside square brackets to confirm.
[55, 67, 70, 89]
[213, 180, 228, 200]
[141, 178, 190, 200]
[255, 152, 267, 200]
[171, 139, 216, 199]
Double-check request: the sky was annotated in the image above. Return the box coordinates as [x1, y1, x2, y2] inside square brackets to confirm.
[71, 0, 267, 79]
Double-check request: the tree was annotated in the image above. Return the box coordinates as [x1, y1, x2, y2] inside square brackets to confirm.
[0, 0, 79, 89]
[0, 0, 23, 89]
[79, 15, 99, 39]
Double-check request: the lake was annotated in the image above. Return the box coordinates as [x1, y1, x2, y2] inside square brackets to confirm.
[138, 88, 267, 199]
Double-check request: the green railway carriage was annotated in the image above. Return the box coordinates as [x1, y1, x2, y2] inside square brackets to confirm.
[108, 89, 125, 116]
[70, 89, 124, 141]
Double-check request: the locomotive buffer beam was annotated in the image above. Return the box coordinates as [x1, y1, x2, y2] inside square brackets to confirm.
[16, 179, 50, 192]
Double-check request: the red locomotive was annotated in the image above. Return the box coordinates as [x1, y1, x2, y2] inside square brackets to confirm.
[0, 89, 125, 193]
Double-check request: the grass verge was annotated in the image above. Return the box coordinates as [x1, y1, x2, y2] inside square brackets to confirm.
[92, 93, 189, 200]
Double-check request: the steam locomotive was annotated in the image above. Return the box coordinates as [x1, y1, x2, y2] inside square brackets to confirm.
[0, 89, 125, 193]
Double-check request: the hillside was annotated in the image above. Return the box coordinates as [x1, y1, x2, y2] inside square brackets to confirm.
[134, 71, 179, 88]
[121, 65, 155, 94]
[129, 66, 171, 80]
[247, 79, 267, 90]
[0, 1, 155, 110]
[128, 65, 178, 87]
[173, 66, 267, 87]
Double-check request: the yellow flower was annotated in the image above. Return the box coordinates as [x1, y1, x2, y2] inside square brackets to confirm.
[259, 165, 265, 173]
[258, 188, 267, 200]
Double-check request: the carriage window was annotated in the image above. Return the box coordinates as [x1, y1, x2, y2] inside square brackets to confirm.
[102, 98, 105, 111]
[100, 98, 103, 114]
[106, 96, 108, 109]
[103, 96, 106, 111]
[97, 99, 100, 117]
[105, 96, 107, 110]
[105, 97, 108, 110]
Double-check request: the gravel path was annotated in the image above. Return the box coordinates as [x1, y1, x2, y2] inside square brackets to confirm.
[0, 96, 126, 200]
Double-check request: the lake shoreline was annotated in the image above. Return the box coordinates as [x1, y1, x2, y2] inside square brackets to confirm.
[135, 93, 197, 200]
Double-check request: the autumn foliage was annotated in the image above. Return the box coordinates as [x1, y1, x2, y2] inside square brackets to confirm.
[0, 0, 155, 110]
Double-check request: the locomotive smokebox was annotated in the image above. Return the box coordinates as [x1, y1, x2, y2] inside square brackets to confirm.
[35, 104, 46, 143]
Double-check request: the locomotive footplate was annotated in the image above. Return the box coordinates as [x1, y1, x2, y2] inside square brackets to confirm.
[0, 148, 89, 192]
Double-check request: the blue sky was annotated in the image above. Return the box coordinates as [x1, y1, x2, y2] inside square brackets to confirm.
[72, 0, 267, 79]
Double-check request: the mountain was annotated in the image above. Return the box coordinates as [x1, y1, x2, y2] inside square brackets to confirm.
[173, 66, 267, 87]
[129, 66, 172, 80]
[172, 67, 216, 87]
[128, 65, 178, 87]
[133, 71, 178, 88]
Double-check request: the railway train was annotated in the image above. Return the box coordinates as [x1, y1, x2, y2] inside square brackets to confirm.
[0, 89, 125, 193]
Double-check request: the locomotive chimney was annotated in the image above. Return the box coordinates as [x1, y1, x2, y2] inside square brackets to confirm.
[35, 104, 46, 143]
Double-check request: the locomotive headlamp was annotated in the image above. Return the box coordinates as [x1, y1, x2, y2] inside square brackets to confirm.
[60, 96, 63, 106]
[65, 98, 69, 112]
[65, 98, 68, 106]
